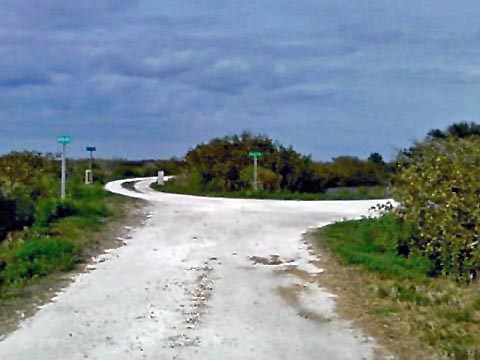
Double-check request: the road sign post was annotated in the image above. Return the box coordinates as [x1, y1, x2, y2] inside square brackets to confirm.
[248, 151, 263, 191]
[57, 135, 71, 200]
[86, 146, 96, 184]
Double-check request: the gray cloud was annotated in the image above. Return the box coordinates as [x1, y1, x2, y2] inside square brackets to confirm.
[1, 0, 480, 160]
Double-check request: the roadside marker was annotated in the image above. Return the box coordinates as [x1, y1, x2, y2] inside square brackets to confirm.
[57, 135, 72, 199]
[248, 151, 263, 191]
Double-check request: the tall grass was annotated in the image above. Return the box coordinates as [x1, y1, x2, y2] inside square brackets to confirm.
[0, 181, 118, 291]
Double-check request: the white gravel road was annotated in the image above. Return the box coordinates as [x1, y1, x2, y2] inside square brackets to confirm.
[0, 177, 391, 360]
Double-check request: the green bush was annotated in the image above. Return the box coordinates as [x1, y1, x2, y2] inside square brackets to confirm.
[394, 137, 480, 281]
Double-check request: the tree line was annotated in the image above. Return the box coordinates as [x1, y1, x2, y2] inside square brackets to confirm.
[173, 132, 390, 194]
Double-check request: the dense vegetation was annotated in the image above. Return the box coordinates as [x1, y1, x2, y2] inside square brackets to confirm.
[318, 121, 480, 358]
[395, 137, 480, 281]
[158, 132, 390, 198]
[0, 152, 182, 293]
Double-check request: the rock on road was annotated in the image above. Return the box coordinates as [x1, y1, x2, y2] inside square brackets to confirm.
[0, 178, 391, 360]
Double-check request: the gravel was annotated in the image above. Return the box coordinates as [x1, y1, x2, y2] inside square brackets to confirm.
[0, 177, 391, 360]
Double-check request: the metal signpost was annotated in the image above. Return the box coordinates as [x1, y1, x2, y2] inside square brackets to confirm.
[86, 146, 96, 171]
[57, 135, 71, 200]
[248, 151, 263, 191]
[86, 146, 96, 184]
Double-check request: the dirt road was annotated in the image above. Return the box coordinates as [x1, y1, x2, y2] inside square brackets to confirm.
[0, 178, 390, 360]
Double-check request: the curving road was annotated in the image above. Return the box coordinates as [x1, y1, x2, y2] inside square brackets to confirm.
[0, 178, 391, 360]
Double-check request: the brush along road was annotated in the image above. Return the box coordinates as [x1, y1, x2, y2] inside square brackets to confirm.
[0, 177, 391, 360]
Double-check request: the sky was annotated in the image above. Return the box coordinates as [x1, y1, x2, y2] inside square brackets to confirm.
[1, 0, 480, 160]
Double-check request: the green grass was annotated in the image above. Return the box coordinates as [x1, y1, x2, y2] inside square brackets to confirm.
[0, 181, 120, 292]
[317, 214, 480, 359]
[151, 182, 389, 201]
[320, 214, 431, 280]
[1, 238, 80, 286]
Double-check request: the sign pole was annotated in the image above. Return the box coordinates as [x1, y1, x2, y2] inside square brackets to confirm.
[248, 150, 263, 191]
[58, 135, 71, 200]
[253, 155, 258, 191]
[89, 150, 93, 172]
[61, 142, 66, 200]
[85, 146, 96, 185]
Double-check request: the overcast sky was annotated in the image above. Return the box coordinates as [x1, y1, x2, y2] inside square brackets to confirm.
[1, 0, 480, 160]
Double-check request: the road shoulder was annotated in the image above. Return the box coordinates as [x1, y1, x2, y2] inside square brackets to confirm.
[308, 230, 436, 360]
[0, 197, 146, 339]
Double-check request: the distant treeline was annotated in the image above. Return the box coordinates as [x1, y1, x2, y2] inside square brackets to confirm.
[170, 132, 390, 194]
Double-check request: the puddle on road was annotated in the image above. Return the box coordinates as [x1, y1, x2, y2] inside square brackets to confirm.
[277, 285, 331, 324]
[250, 253, 332, 325]
[249, 255, 295, 266]
[276, 266, 318, 283]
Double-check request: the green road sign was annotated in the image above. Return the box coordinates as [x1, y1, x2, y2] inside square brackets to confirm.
[86, 146, 96, 152]
[57, 135, 71, 145]
[248, 151, 263, 157]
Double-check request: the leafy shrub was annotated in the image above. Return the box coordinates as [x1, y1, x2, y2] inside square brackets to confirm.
[394, 137, 480, 281]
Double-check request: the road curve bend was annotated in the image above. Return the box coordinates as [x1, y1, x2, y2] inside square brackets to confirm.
[0, 177, 392, 360]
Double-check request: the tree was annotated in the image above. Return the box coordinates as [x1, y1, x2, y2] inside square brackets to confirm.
[368, 152, 385, 165]
[428, 121, 480, 139]
[184, 132, 321, 192]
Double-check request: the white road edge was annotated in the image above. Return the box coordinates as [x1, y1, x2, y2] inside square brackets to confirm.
[0, 177, 393, 360]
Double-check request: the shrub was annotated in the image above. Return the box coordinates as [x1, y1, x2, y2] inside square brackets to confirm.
[394, 137, 480, 281]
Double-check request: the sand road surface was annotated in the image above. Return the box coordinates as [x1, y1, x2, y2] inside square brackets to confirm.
[0, 177, 391, 360]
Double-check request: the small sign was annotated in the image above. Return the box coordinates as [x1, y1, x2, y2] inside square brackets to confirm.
[57, 135, 71, 145]
[249, 151, 263, 157]
[86, 146, 96, 152]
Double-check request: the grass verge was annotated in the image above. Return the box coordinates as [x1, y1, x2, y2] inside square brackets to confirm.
[315, 214, 480, 359]
[0, 181, 144, 337]
[0, 182, 123, 294]
[151, 182, 389, 200]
